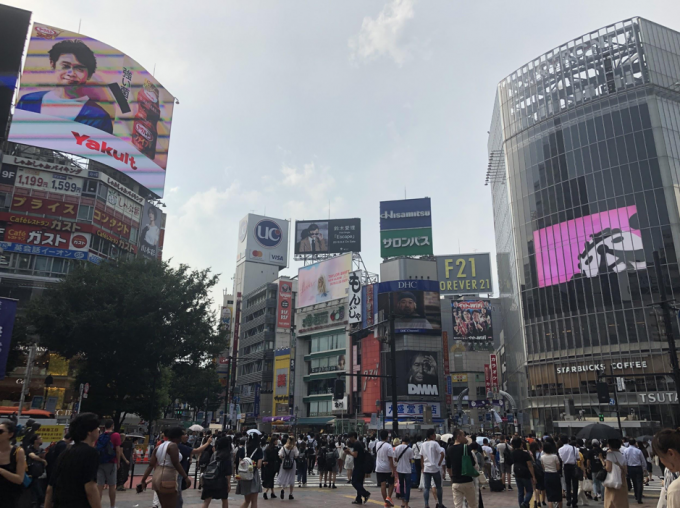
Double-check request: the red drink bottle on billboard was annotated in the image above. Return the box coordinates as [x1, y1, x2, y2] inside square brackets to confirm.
[132, 80, 159, 159]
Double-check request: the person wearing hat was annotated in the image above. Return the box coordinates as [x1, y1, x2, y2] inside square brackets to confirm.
[394, 292, 433, 330]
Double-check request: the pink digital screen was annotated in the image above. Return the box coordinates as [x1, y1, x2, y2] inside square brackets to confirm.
[533, 205, 646, 287]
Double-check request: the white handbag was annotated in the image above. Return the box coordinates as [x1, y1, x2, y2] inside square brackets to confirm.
[603, 455, 622, 490]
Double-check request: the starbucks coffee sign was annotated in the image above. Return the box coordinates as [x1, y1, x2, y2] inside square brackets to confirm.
[637, 392, 679, 404]
[555, 360, 648, 375]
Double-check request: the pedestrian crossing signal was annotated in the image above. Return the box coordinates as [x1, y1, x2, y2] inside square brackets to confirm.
[599, 414, 604, 422]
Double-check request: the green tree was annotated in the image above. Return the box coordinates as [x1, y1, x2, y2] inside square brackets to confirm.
[28, 259, 227, 429]
[169, 363, 223, 418]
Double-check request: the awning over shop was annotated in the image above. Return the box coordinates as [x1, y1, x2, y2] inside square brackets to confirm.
[262, 416, 293, 423]
[297, 417, 335, 425]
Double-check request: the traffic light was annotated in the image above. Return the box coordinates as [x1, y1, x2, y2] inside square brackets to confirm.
[599, 414, 605, 422]
[596, 382, 610, 404]
[333, 378, 345, 400]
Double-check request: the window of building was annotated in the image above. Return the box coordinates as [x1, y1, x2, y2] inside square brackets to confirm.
[307, 378, 334, 396]
[77, 205, 94, 221]
[308, 400, 332, 417]
[309, 353, 346, 374]
[82, 180, 98, 196]
[130, 226, 138, 244]
[310, 333, 344, 353]
[97, 183, 108, 200]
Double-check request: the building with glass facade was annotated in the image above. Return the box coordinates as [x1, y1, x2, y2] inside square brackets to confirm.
[488, 18, 680, 434]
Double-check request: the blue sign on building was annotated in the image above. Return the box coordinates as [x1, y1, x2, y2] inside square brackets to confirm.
[379, 198, 432, 231]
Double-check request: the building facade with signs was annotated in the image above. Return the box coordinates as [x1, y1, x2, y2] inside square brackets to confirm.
[488, 17, 680, 433]
[293, 297, 349, 428]
[234, 277, 296, 429]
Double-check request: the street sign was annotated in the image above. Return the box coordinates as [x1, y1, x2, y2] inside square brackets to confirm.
[616, 377, 626, 392]
[609, 398, 616, 406]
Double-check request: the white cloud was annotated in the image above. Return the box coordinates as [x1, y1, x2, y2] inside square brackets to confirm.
[348, 0, 416, 66]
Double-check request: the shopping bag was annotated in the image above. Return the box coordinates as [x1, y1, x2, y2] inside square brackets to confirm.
[603, 463, 622, 490]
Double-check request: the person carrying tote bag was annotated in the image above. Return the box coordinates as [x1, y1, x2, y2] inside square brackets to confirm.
[141, 427, 191, 508]
[603, 438, 628, 508]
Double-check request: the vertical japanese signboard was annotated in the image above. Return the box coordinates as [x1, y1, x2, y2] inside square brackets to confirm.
[348, 270, 362, 324]
[276, 280, 292, 329]
[443, 331, 451, 408]
[484, 364, 491, 394]
[490, 354, 499, 392]
[0, 297, 19, 380]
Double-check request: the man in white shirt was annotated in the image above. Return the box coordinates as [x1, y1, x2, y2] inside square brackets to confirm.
[481, 438, 495, 481]
[394, 437, 414, 508]
[496, 435, 513, 490]
[558, 439, 580, 507]
[412, 438, 423, 490]
[375, 430, 396, 507]
[369, 435, 377, 455]
[420, 429, 446, 508]
[624, 438, 646, 503]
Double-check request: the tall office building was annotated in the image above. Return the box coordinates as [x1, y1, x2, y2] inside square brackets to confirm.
[488, 18, 680, 434]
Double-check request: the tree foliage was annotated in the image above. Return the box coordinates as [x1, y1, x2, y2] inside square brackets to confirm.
[170, 363, 223, 413]
[28, 259, 227, 429]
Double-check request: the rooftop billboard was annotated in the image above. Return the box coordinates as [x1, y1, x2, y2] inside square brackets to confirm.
[297, 252, 352, 308]
[236, 213, 290, 268]
[294, 218, 361, 255]
[0, 5, 31, 140]
[9, 23, 175, 197]
[436, 253, 493, 295]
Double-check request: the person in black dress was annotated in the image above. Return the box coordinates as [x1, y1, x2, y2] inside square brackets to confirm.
[262, 437, 280, 499]
[201, 436, 233, 507]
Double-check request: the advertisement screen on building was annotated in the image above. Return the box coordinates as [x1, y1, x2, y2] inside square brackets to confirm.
[138, 202, 162, 259]
[377, 280, 441, 334]
[297, 252, 352, 308]
[360, 333, 381, 414]
[534, 205, 646, 287]
[9, 23, 176, 197]
[276, 280, 293, 329]
[437, 253, 493, 295]
[236, 213, 289, 268]
[388, 351, 440, 397]
[380, 198, 432, 231]
[452, 301, 492, 342]
[294, 218, 361, 254]
[273, 349, 290, 416]
[0, 5, 31, 141]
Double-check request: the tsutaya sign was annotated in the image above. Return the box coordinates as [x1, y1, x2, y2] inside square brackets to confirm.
[637, 392, 679, 404]
[556, 360, 648, 375]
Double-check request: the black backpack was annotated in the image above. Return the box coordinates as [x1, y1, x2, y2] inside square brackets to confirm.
[202, 453, 221, 485]
[363, 451, 375, 473]
[282, 449, 294, 470]
[502, 444, 513, 465]
[317, 449, 327, 468]
[325, 449, 337, 467]
[199, 443, 214, 466]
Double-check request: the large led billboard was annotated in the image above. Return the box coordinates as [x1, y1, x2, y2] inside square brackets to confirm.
[236, 213, 290, 268]
[377, 280, 441, 334]
[533, 205, 646, 287]
[297, 252, 352, 308]
[9, 23, 175, 197]
[379, 198, 433, 258]
[387, 351, 441, 397]
[294, 218, 361, 254]
[0, 5, 31, 140]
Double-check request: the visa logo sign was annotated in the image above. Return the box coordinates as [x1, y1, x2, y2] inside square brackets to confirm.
[271, 254, 284, 262]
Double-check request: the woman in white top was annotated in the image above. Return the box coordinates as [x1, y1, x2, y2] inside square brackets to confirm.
[604, 439, 628, 508]
[652, 429, 680, 508]
[140, 427, 191, 508]
[540, 441, 563, 508]
[278, 437, 299, 500]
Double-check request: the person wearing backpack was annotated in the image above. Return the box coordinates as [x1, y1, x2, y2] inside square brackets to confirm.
[278, 436, 299, 500]
[235, 434, 264, 508]
[96, 418, 122, 508]
[199, 432, 215, 490]
[510, 437, 536, 508]
[262, 437, 280, 499]
[325, 441, 340, 489]
[316, 439, 329, 488]
[296, 442, 308, 487]
[496, 435, 513, 491]
[201, 436, 233, 507]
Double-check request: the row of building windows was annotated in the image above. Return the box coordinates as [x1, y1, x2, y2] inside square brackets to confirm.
[529, 374, 676, 397]
[0, 253, 76, 278]
[308, 399, 332, 417]
[241, 341, 274, 356]
[243, 324, 274, 338]
[246, 291, 275, 308]
[307, 378, 334, 396]
[245, 308, 269, 323]
[309, 332, 344, 353]
[309, 353, 345, 374]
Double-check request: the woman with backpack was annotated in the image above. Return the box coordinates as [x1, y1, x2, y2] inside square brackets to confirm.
[236, 434, 264, 508]
[201, 436, 233, 508]
[530, 440, 546, 508]
[296, 442, 307, 487]
[262, 437, 279, 499]
[326, 441, 340, 489]
[316, 439, 328, 488]
[278, 436, 299, 500]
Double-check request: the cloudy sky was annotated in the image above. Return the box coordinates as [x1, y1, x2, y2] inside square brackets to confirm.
[8, 0, 680, 308]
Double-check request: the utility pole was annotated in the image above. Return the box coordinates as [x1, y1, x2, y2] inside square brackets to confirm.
[17, 344, 37, 420]
[653, 251, 680, 405]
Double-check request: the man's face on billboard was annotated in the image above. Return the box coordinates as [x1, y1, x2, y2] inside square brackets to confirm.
[309, 227, 320, 238]
[52, 54, 89, 86]
[397, 297, 416, 315]
[473, 312, 481, 323]
[409, 355, 426, 382]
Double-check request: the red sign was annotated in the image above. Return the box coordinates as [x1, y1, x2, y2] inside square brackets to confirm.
[2, 222, 89, 251]
[93, 209, 130, 239]
[276, 280, 293, 329]
[490, 354, 499, 391]
[361, 333, 381, 415]
[484, 364, 491, 393]
[11, 196, 78, 219]
[442, 331, 450, 373]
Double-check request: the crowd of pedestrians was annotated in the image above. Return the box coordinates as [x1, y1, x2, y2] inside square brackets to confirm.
[3, 417, 680, 508]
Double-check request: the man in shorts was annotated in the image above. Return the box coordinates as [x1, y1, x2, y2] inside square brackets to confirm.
[496, 435, 513, 490]
[96, 419, 122, 508]
[375, 429, 396, 507]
